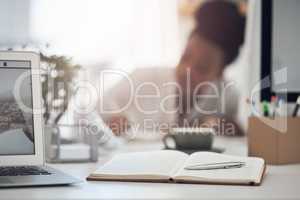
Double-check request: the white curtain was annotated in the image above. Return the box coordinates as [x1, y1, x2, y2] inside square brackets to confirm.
[30, 0, 181, 70]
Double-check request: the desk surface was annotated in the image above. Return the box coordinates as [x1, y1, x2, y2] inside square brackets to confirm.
[1, 136, 300, 200]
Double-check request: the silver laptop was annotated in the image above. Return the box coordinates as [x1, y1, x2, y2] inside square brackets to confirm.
[0, 51, 80, 187]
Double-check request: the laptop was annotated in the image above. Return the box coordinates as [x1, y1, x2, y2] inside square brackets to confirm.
[0, 51, 80, 187]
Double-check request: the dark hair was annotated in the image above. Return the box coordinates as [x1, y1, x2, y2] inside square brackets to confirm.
[194, 0, 246, 66]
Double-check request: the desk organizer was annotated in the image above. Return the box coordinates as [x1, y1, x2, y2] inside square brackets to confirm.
[248, 117, 300, 165]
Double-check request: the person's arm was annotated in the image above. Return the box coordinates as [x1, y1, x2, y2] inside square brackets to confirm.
[201, 85, 244, 136]
[200, 115, 244, 136]
[99, 71, 136, 136]
[100, 93, 131, 136]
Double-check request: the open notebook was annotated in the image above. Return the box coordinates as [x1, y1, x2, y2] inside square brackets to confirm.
[87, 151, 266, 186]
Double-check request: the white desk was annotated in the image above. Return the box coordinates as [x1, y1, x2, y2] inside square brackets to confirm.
[1, 136, 300, 200]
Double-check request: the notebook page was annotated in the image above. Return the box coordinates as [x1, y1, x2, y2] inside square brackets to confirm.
[174, 152, 265, 183]
[92, 150, 188, 177]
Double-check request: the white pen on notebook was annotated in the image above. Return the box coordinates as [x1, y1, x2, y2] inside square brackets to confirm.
[184, 161, 246, 170]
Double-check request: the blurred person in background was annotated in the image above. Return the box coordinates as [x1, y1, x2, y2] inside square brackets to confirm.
[101, 0, 246, 138]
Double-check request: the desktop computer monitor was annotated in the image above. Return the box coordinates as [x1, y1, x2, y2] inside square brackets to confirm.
[261, 0, 300, 102]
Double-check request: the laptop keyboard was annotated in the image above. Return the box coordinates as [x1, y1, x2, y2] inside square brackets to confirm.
[0, 166, 52, 176]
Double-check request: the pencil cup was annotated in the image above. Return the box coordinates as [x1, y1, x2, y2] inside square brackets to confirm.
[248, 117, 300, 165]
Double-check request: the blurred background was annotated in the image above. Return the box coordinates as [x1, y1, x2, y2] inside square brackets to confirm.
[0, 0, 250, 128]
[0, 0, 247, 67]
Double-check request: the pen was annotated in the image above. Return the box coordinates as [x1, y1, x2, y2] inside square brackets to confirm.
[292, 96, 300, 117]
[262, 101, 270, 117]
[184, 162, 245, 170]
[271, 96, 277, 118]
[277, 98, 286, 117]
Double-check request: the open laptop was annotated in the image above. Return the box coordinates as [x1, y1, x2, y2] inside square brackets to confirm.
[0, 51, 80, 187]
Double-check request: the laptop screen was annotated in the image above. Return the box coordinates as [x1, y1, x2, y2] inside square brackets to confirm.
[0, 60, 35, 155]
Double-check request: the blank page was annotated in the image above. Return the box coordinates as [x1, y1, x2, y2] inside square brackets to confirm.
[92, 150, 188, 177]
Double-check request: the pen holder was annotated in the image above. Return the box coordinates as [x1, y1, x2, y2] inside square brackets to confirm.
[248, 117, 300, 165]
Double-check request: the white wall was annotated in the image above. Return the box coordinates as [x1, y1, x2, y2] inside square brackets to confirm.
[31, 0, 181, 68]
[0, 0, 31, 47]
[224, 0, 261, 131]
